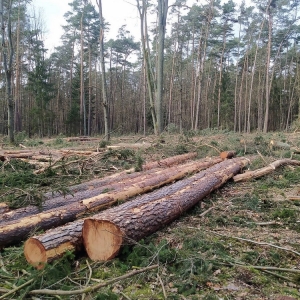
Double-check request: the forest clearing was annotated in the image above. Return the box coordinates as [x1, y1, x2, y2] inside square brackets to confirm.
[1, 0, 300, 298]
[0, 131, 299, 299]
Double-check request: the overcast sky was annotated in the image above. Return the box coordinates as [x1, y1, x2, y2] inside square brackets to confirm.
[31, 0, 141, 51]
[31, 0, 249, 52]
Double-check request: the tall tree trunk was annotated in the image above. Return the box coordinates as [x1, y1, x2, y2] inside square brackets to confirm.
[96, 0, 110, 140]
[0, 0, 14, 143]
[263, 1, 272, 133]
[136, 0, 158, 134]
[156, 0, 168, 134]
[80, 14, 86, 136]
[14, 0, 21, 132]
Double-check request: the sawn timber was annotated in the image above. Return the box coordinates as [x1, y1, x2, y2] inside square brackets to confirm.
[0, 156, 222, 248]
[24, 157, 244, 268]
[82, 157, 249, 261]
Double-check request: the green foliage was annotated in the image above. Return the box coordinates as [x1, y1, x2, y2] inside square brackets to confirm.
[119, 239, 176, 268]
[24, 138, 44, 147]
[174, 144, 188, 154]
[53, 135, 64, 145]
[202, 294, 220, 300]
[232, 193, 262, 212]
[99, 140, 110, 148]
[134, 152, 144, 171]
[13, 131, 28, 144]
[95, 291, 118, 300]
[272, 208, 296, 220]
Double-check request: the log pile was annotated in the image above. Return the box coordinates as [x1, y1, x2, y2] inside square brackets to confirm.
[82, 157, 248, 261]
[1, 155, 223, 250]
[2, 147, 297, 270]
[22, 155, 227, 268]
[24, 158, 245, 268]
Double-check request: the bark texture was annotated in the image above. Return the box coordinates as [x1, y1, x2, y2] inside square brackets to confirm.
[3, 157, 221, 249]
[82, 157, 249, 261]
[0, 166, 177, 223]
[23, 156, 223, 267]
[142, 152, 197, 170]
[233, 159, 300, 182]
[0, 153, 203, 224]
[42, 151, 198, 199]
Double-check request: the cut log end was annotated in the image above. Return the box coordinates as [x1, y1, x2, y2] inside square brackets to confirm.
[220, 151, 236, 160]
[83, 220, 123, 261]
[24, 238, 47, 270]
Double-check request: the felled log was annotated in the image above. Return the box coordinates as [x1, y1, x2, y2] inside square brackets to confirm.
[81, 157, 249, 261]
[67, 137, 99, 142]
[41, 152, 201, 200]
[2, 157, 223, 249]
[220, 151, 236, 160]
[270, 140, 291, 150]
[24, 157, 242, 268]
[233, 159, 300, 182]
[142, 152, 197, 170]
[59, 150, 96, 156]
[0, 203, 9, 214]
[4, 150, 33, 154]
[2, 152, 34, 159]
[288, 196, 300, 201]
[23, 157, 225, 268]
[0, 161, 203, 223]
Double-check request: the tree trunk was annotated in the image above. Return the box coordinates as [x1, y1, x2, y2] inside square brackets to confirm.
[156, 0, 168, 134]
[136, 0, 158, 134]
[96, 0, 110, 140]
[2, 157, 224, 249]
[82, 157, 248, 261]
[0, 0, 14, 143]
[0, 155, 199, 224]
[263, 1, 272, 133]
[80, 13, 86, 136]
[24, 156, 239, 268]
[24, 158, 225, 267]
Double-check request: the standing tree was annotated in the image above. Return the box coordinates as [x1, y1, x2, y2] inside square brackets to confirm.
[156, 0, 169, 134]
[0, 0, 14, 143]
[96, 0, 110, 141]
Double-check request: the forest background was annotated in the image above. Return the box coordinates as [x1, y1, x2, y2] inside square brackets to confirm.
[1, 0, 300, 143]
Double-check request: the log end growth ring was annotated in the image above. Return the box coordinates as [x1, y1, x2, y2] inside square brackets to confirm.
[83, 220, 123, 261]
[24, 238, 47, 270]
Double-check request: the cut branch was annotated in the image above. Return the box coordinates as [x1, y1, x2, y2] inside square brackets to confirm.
[233, 159, 300, 182]
[28, 264, 158, 296]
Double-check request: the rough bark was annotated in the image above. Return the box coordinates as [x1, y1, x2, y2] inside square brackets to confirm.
[24, 157, 244, 268]
[0, 162, 199, 223]
[0, 203, 9, 214]
[41, 152, 199, 199]
[233, 159, 300, 182]
[82, 157, 249, 261]
[24, 220, 84, 269]
[142, 152, 197, 170]
[96, 0, 110, 140]
[2, 157, 222, 249]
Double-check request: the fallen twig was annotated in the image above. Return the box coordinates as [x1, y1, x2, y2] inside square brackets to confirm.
[199, 207, 214, 217]
[157, 273, 167, 300]
[206, 230, 300, 257]
[0, 278, 34, 299]
[28, 264, 158, 296]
